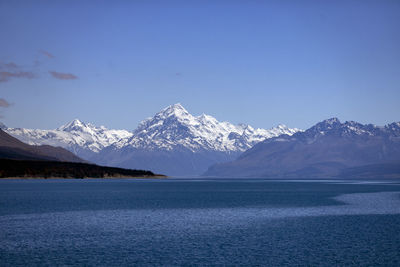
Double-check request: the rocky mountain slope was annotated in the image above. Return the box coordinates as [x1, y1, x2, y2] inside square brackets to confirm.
[4, 104, 301, 176]
[0, 129, 85, 162]
[115, 104, 299, 152]
[5, 119, 133, 160]
[92, 104, 300, 175]
[204, 118, 400, 178]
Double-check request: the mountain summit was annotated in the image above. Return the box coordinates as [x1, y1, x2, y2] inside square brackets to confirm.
[0, 129, 84, 163]
[5, 119, 132, 158]
[126, 103, 300, 152]
[5, 104, 301, 176]
[205, 118, 400, 178]
[93, 103, 301, 175]
[157, 103, 191, 118]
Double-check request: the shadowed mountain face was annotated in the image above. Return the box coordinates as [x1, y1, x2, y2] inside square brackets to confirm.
[0, 130, 162, 178]
[5, 104, 301, 176]
[204, 118, 400, 178]
[91, 104, 300, 176]
[0, 129, 85, 163]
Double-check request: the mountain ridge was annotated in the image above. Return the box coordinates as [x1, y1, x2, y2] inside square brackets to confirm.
[121, 103, 300, 152]
[205, 118, 400, 178]
[0, 129, 85, 163]
[4, 104, 301, 175]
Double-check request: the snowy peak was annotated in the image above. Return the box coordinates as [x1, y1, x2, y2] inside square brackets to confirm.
[324, 117, 341, 124]
[135, 104, 194, 133]
[57, 119, 89, 132]
[125, 104, 301, 152]
[312, 117, 341, 131]
[386, 122, 400, 132]
[5, 103, 303, 157]
[158, 103, 190, 119]
[266, 124, 300, 136]
[205, 118, 400, 178]
[6, 119, 133, 154]
[289, 118, 400, 143]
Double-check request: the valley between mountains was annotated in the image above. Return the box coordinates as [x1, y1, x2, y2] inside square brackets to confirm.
[3, 104, 400, 178]
[3, 104, 300, 176]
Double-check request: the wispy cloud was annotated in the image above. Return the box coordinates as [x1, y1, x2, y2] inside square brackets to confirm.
[0, 98, 11, 120]
[0, 51, 78, 83]
[0, 62, 19, 69]
[0, 61, 36, 82]
[40, 50, 55, 59]
[49, 71, 78, 80]
[33, 60, 41, 67]
[0, 71, 36, 83]
[0, 98, 11, 108]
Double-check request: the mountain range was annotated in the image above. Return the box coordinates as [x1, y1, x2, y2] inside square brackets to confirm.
[0, 129, 84, 163]
[0, 129, 159, 178]
[4, 104, 301, 176]
[205, 118, 400, 178]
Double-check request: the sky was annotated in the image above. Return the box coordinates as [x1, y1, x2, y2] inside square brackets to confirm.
[0, 0, 399, 131]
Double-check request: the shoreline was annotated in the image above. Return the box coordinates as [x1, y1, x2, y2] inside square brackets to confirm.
[0, 175, 168, 180]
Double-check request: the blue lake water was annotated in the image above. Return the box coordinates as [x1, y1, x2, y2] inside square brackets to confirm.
[1, 179, 400, 266]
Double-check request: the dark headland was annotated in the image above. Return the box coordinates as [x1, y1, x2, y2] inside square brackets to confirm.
[0, 129, 165, 179]
[0, 159, 164, 179]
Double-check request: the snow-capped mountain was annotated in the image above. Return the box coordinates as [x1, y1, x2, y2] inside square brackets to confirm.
[5, 103, 301, 176]
[91, 104, 301, 175]
[5, 119, 132, 159]
[205, 118, 400, 178]
[115, 103, 300, 152]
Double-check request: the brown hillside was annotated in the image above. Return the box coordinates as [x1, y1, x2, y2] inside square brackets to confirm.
[0, 129, 85, 163]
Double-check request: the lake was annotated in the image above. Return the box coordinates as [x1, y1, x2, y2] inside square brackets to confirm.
[1, 179, 400, 266]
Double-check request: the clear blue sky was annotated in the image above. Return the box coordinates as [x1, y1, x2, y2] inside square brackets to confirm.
[1, 0, 399, 130]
